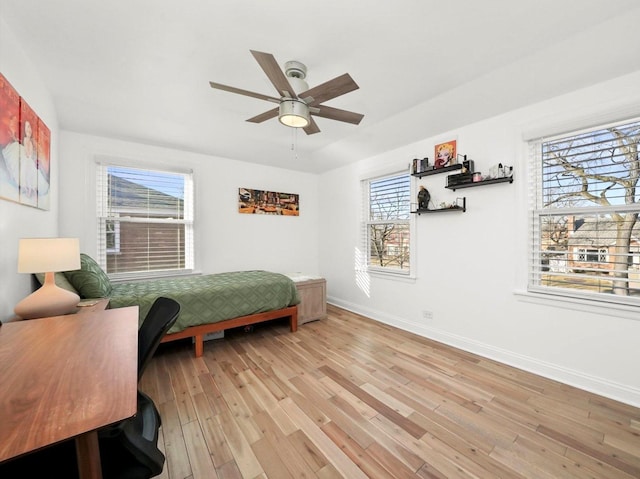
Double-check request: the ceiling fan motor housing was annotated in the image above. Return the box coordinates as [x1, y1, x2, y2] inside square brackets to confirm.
[284, 60, 307, 79]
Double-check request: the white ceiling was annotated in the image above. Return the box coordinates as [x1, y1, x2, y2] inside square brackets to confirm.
[2, 1, 640, 173]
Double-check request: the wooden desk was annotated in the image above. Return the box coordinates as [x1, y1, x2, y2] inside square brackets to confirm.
[0, 306, 139, 479]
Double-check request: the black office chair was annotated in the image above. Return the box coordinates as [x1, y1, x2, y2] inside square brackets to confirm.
[99, 296, 181, 478]
[0, 297, 181, 479]
[137, 296, 181, 382]
[98, 390, 166, 479]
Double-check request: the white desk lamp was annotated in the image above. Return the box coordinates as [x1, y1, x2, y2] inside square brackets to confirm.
[14, 238, 81, 319]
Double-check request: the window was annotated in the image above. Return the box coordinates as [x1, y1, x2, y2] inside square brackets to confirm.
[575, 248, 607, 263]
[529, 118, 640, 305]
[97, 163, 194, 278]
[363, 172, 411, 274]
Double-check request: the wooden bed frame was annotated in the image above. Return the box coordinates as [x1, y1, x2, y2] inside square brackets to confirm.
[160, 305, 298, 357]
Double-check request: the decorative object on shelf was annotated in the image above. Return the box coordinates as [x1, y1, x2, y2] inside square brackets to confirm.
[411, 157, 430, 174]
[461, 156, 475, 174]
[447, 171, 475, 188]
[434, 140, 457, 168]
[487, 163, 514, 179]
[412, 197, 466, 214]
[439, 198, 465, 209]
[503, 165, 513, 177]
[14, 237, 81, 319]
[417, 185, 431, 210]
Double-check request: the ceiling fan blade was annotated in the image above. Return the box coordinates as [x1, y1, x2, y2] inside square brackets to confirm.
[209, 82, 280, 103]
[312, 105, 364, 125]
[299, 73, 359, 106]
[303, 117, 321, 135]
[246, 108, 279, 123]
[250, 50, 296, 99]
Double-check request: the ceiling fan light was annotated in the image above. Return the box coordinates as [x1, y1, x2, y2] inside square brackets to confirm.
[278, 100, 310, 128]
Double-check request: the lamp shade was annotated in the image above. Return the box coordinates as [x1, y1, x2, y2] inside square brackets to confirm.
[18, 237, 81, 273]
[14, 238, 81, 319]
[278, 100, 310, 128]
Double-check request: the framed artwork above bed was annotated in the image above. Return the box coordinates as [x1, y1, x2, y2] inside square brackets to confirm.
[238, 187, 299, 216]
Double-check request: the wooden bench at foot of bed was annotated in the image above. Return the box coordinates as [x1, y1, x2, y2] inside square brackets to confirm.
[160, 305, 298, 357]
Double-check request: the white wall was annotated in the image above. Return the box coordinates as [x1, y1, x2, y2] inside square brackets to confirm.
[320, 71, 640, 407]
[0, 16, 59, 320]
[58, 132, 320, 276]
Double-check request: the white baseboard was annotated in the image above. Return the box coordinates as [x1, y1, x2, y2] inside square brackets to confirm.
[327, 296, 640, 408]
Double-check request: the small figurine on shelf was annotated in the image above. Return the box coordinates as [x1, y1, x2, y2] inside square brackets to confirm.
[417, 186, 430, 210]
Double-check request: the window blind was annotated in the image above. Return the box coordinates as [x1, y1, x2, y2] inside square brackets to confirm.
[528, 118, 640, 305]
[97, 163, 194, 277]
[364, 173, 411, 273]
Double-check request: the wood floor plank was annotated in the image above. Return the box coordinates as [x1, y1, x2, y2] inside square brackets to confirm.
[182, 419, 218, 478]
[143, 306, 640, 479]
[365, 442, 423, 479]
[280, 397, 369, 479]
[157, 399, 193, 479]
[539, 424, 640, 478]
[288, 429, 331, 472]
[321, 420, 397, 479]
[250, 437, 295, 479]
[407, 410, 527, 479]
[291, 375, 377, 449]
[319, 364, 427, 439]
[253, 410, 318, 478]
[215, 459, 243, 479]
[215, 408, 264, 479]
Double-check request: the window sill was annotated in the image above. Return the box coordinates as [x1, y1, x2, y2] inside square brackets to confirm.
[514, 289, 640, 321]
[367, 269, 416, 283]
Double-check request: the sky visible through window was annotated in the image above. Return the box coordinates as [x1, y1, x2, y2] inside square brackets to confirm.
[542, 120, 640, 207]
[108, 166, 184, 199]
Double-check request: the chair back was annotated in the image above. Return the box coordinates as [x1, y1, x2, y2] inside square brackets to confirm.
[99, 390, 166, 478]
[138, 297, 180, 381]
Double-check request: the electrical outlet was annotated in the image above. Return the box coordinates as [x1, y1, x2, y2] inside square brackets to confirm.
[422, 310, 433, 320]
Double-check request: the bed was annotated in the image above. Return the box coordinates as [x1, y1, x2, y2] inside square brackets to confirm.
[60, 254, 300, 357]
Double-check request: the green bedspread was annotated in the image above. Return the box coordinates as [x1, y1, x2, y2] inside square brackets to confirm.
[109, 270, 300, 334]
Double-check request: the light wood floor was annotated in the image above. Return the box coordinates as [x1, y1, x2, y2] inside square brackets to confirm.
[140, 305, 640, 479]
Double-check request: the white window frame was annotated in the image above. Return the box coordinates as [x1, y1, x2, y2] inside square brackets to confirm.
[96, 160, 194, 280]
[528, 117, 640, 307]
[105, 217, 121, 254]
[362, 171, 413, 277]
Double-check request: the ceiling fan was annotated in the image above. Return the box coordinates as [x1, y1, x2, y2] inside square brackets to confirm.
[209, 50, 364, 135]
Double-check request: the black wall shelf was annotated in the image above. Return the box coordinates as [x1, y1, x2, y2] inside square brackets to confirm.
[412, 197, 466, 215]
[445, 176, 513, 191]
[412, 164, 462, 178]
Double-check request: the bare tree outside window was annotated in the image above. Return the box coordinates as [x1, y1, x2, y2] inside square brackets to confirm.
[534, 119, 640, 299]
[366, 174, 411, 272]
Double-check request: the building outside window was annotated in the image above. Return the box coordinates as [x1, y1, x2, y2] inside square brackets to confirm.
[529, 118, 640, 304]
[97, 163, 194, 278]
[363, 172, 411, 274]
[575, 247, 608, 263]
